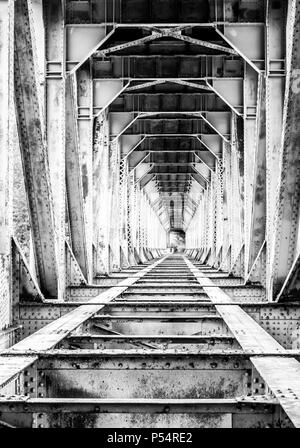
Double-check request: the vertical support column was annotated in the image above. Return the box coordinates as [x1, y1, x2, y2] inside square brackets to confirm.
[210, 172, 217, 267]
[65, 75, 89, 280]
[77, 62, 93, 282]
[108, 138, 121, 271]
[0, 0, 13, 333]
[232, 114, 245, 255]
[203, 192, 210, 259]
[93, 113, 110, 274]
[135, 184, 145, 261]
[220, 142, 231, 266]
[14, 0, 58, 297]
[270, 1, 300, 298]
[215, 156, 224, 263]
[244, 65, 259, 276]
[230, 114, 244, 265]
[141, 190, 147, 254]
[247, 75, 267, 273]
[126, 171, 136, 265]
[44, 0, 65, 298]
[119, 156, 129, 263]
[266, 0, 286, 297]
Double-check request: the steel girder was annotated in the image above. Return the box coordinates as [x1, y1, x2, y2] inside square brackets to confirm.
[14, 0, 59, 297]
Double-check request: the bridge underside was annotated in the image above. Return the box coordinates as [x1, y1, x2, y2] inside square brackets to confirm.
[1, 0, 300, 429]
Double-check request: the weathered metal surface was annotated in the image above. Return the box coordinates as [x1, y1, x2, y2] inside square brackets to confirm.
[251, 356, 300, 428]
[44, 0, 66, 299]
[30, 353, 251, 399]
[247, 76, 266, 274]
[65, 75, 90, 280]
[64, 334, 238, 351]
[0, 0, 299, 429]
[0, 397, 287, 428]
[12, 237, 45, 304]
[39, 368, 247, 400]
[186, 256, 300, 427]
[77, 63, 93, 282]
[87, 314, 229, 336]
[271, 0, 300, 298]
[4, 256, 166, 352]
[186, 258, 285, 354]
[14, 0, 58, 297]
[0, 0, 12, 339]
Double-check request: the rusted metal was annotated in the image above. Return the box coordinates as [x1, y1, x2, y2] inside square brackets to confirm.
[14, 0, 59, 297]
[185, 256, 300, 427]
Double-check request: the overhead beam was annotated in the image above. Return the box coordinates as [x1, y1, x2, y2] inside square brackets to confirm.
[96, 29, 237, 57]
[97, 32, 161, 56]
[173, 31, 237, 55]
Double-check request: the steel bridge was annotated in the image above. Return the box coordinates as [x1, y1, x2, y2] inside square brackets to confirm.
[0, 0, 300, 429]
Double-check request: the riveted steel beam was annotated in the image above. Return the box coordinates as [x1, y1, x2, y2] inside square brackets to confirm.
[271, 0, 300, 298]
[96, 28, 237, 57]
[265, 0, 286, 297]
[185, 258, 300, 427]
[247, 76, 267, 275]
[14, 0, 58, 297]
[0, 0, 13, 338]
[0, 396, 285, 428]
[65, 75, 89, 281]
[96, 32, 162, 56]
[44, 0, 66, 297]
